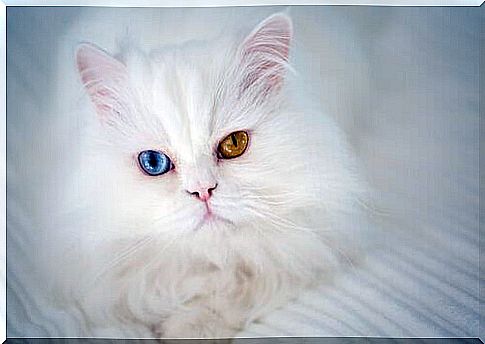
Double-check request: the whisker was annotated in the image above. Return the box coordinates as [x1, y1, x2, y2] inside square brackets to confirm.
[245, 204, 356, 270]
[89, 234, 156, 286]
[83, 204, 194, 294]
[244, 203, 318, 235]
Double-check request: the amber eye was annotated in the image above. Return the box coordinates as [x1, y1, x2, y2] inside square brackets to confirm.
[217, 131, 249, 159]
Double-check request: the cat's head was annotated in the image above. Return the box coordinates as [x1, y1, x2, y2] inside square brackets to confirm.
[75, 13, 360, 252]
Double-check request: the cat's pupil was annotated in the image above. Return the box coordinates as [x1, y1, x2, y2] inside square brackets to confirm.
[148, 154, 157, 167]
[231, 133, 238, 147]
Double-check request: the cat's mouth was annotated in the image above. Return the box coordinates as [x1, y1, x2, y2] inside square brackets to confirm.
[193, 203, 233, 231]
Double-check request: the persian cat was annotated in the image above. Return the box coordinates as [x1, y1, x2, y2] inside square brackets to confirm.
[17, 11, 368, 338]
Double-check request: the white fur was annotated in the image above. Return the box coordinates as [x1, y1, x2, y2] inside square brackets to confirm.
[20, 11, 368, 338]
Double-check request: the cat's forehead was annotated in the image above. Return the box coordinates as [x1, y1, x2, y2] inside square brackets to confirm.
[140, 46, 228, 160]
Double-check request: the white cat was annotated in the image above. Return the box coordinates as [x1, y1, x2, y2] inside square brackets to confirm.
[25, 12, 369, 338]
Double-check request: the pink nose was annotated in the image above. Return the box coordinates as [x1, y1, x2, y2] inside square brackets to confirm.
[186, 183, 218, 202]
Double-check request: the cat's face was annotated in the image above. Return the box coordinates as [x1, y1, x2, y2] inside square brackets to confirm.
[75, 13, 344, 246]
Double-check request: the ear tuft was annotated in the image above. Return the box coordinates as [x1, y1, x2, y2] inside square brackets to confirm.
[243, 13, 292, 62]
[239, 13, 293, 96]
[76, 43, 130, 122]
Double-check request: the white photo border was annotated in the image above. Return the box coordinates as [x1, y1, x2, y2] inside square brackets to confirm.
[1, 1, 483, 343]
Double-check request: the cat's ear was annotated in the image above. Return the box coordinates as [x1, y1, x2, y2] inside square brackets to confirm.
[239, 13, 293, 96]
[76, 43, 130, 123]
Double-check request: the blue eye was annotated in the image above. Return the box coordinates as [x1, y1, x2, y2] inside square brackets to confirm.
[138, 150, 172, 176]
